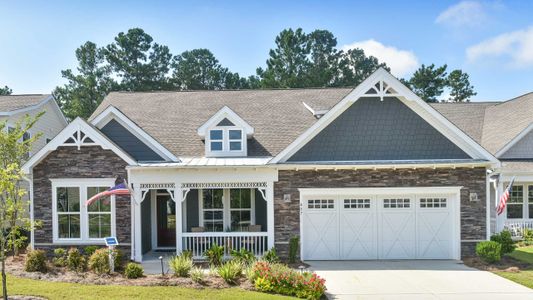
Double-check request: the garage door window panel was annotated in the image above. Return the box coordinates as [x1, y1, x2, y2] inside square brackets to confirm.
[383, 198, 410, 208]
[344, 199, 370, 209]
[308, 199, 334, 209]
[420, 198, 447, 208]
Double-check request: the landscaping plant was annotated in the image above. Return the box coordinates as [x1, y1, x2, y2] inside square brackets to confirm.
[262, 248, 280, 263]
[476, 241, 502, 263]
[0, 114, 42, 299]
[204, 243, 224, 266]
[190, 266, 205, 283]
[88, 248, 111, 275]
[113, 248, 124, 270]
[169, 254, 193, 277]
[23, 249, 47, 273]
[490, 230, 515, 254]
[84, 245, 99, 256]
[124, 263, 144, 279]
[67, 248, 86, 272]
[52, 248, 67, 267]
[522, 228, 533, 245]
[288, 236, 299, 264]
[217, 260, 243, 284]
[230, 248, 255, 266]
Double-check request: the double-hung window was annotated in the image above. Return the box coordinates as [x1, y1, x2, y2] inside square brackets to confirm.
[506, 183, 533, 220]
[209, 130, 223, 152]
[200, 188, 255, 232]
[207, 127, 245, 156]
[228, 130, 242, 151]
[52, 179, 116, 243]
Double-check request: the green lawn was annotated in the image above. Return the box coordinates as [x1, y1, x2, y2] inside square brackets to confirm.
[494, 246, 533, 289]
[3, 275, 291, 300]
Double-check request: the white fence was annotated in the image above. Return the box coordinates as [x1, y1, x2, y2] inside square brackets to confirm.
[182, 232, 269, 259]
[504, 221, 533, 238]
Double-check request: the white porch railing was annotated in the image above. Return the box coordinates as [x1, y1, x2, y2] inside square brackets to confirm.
[504, 221, 533, 238]
[182, 232, 269, 259]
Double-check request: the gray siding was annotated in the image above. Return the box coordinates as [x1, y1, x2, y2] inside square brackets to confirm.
[500, 129, 533, 159]
[101, 119, 164, 162]
[141, 192, 152, 254]
[288, 97, 471, 162]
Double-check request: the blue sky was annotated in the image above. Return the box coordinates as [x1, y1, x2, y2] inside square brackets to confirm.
[0, 0, 532, 101]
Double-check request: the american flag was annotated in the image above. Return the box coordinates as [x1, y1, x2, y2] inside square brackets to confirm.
[86, 180, 131, 206]
[496, 177, 515, 215]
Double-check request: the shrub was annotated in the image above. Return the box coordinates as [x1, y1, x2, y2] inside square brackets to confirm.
[476, 241, 502, 263]
[523, 228, 533, 245]
[169, 254, 193, 277]
[67, 248, 86, 272]
[113, 248, 124, 270]
[204, 243, 224, 267]
[190, 266, 205, 283]
[52, 248, 67, 267]
[251, 261, 326, 299]
[84, 245, 99, 256]
[217, 260, 243, 284]
[89, 249, 111, 275]
[262, 248, 280, 263]
[180, 250, 193, 260]
[24, 249, 47, 273]
[490, 230, 515, 254]
[124, 263, 144, 279]
[288, 236, 299, 264]
[231, 248, 255, 266]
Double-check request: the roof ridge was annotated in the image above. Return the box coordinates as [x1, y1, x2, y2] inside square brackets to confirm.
[108, 87, 355, 94]
[494, 91, 533, 106]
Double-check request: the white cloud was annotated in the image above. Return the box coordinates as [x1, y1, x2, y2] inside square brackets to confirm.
[466, 26, 533, 67]
[435, 1, 487, 27]
[342, 39, 419, 77]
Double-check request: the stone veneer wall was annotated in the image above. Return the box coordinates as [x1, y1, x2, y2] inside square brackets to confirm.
[32, 146, 131, 256]
[274, 167, 486, 258]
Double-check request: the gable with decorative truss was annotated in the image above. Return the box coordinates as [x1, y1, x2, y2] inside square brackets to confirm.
[271, 68, 499, 164]
[23, 117, 136, 173]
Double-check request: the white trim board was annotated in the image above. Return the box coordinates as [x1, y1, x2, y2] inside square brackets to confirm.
[91, 106, 178, 161]
[197, 106, 254, 138]
[22, 117, 137, 173]
[270, 68, 499, 166]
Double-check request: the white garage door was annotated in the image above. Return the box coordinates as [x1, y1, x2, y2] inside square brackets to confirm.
[301, 188, 459, 260]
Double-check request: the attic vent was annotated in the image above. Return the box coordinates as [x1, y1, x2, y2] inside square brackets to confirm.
[217, 118, 235, 126]
[302, 102, 329, 119]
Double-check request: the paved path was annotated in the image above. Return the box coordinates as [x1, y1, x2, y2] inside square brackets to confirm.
[308, 260, 533, 300]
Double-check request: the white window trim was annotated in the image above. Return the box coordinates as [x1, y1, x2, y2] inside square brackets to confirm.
[506, 183, 533, 220]
[51, 178, 116, 245]
[206, 126, 246, 157]
[198, 188, 256, 232]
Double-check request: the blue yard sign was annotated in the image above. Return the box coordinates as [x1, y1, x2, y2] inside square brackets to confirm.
[105, 236, 119, 247]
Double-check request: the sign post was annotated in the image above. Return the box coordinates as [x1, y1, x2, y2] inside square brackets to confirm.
[104, 237, 119, 273]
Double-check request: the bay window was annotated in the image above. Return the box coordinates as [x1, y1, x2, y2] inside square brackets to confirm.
[200, 188, 255, 232]
[52, 179, 116, 243]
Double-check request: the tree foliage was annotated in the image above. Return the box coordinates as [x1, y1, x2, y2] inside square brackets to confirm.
[447, 69, 476, 102]
[0, 114, 42, 299]
[404, 64, 448, 103]
[53, 42, 116, 120]
[0, 86, 11, 96]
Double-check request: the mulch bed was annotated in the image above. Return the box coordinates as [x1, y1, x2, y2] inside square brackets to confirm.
[463, 255, 533, 273]
[5, 255, 254, 290]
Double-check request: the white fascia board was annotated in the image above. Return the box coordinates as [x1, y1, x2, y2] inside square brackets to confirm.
[270, 68, 499, 165]
[495, 122, 533, 157]
[197, 106, 254, 138]
[298, 186, 463, 196]
[91, 106, 178, 162]
[22, 117, 137, 174]
[0, 95, 54, 116]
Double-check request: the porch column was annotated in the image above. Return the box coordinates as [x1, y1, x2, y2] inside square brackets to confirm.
[266, 181, 275, 250]
[496, 179, 505, 233]
[133, 183, 143, 262]
[175, 183, 183, 254]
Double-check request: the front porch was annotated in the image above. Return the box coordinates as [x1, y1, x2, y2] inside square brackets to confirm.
[128, 166, 277, 262]
[504, 220, 533, 239]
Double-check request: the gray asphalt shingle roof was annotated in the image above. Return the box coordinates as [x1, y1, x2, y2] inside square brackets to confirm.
[90, 89, 353, 157]
[0, 94, 51, 113]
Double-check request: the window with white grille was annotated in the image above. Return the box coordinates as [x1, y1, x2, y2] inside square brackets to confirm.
[383, 198, 410, 208]
[420, 198, 447, 208]
[307, 199, 334, 209]
[344, 199, 370, 209]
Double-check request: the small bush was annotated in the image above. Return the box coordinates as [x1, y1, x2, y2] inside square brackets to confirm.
[24, 249, 47, 273]
[190, 266, 205, 283]
[262, 248, 280, 263]
[231, 248, 255, 266]
[251, 261, 326, 299]
[169, 254, 193, 277]
[67, 248, 86, 272]
[180, 250, 193, 260]
[52, 248, 67, 267]
[113, 248, 124, 270]
[288, 236, 299, 264]
[88, 249, 111, 275]
[204, 243, 224, 267]
[217, 260, 243, 284]
[523, 228, 533, 245]
[124, 263, 144, 279]
[476, 241, 502, 263]
[490, 230, 515, 254]
[84, 245, 99, 256]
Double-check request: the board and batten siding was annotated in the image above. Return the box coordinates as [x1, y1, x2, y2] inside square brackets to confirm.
[288, 97, 471, 162]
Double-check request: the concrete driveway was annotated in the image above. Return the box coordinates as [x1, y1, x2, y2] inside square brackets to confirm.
[308, 260, 533, 300]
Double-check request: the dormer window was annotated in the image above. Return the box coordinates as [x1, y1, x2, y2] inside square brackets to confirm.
[198, 107, 254, 158]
